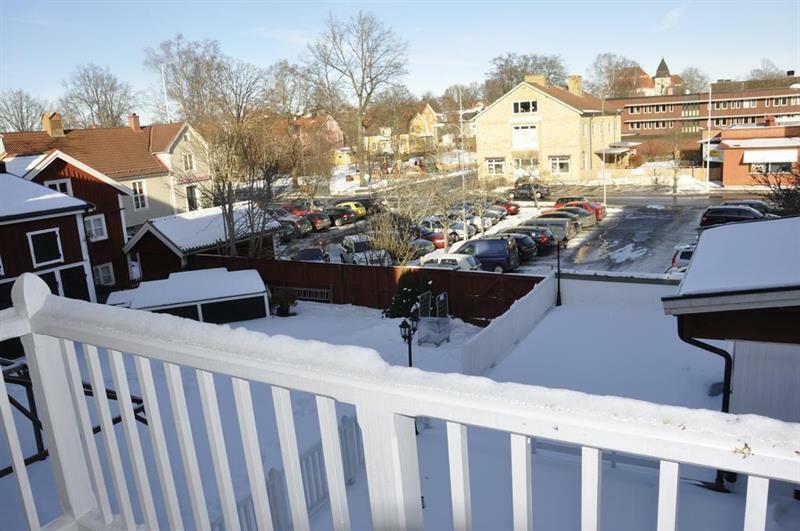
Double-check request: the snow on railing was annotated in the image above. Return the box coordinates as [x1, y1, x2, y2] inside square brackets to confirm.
[1, 273, 799, 531]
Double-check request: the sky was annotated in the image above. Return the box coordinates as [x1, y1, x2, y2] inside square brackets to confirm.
[1, 0, 799, 119]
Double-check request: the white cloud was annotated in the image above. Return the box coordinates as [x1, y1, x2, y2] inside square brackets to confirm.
[655, 4, 687, 33]
[252, 27, 311, 47]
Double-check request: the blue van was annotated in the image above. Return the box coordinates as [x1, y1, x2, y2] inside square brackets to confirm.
[453, 237, 520, 272]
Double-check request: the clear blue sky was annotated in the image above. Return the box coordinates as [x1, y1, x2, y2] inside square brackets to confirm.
[2, 0, 799, 115]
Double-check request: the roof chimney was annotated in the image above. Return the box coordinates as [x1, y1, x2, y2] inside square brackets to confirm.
[567, 75, 584, 96]
[524, 74, 547, 86]
[127, 113, 141, 131]
[41, 112, 65, 137]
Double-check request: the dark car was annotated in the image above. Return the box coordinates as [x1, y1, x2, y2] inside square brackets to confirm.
[410, 238, 436, 258]
[292, 248, 330, 262]
[720, 199, 775, 216]
[699, 206, 764, 227]
[452, 237, 520, 273]
[508, 182, 550, 200]
[498, 226, 557, 253]
[323, 207, 357, 227]
[537, 211, 582, 233]
[303, 211, 332, 231]
[496, 233, 538, 261]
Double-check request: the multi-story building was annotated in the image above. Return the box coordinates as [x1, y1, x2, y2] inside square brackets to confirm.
[474, 74, 624, 181]
[619, 58, 686, 97]
[363, 103, 440, 156]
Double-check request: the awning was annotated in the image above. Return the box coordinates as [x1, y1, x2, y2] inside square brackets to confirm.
[741, 149, 798, 164]
[594, 147, 630, 155]
[610, 141, 641, 148]
[723, 137, 800, 149]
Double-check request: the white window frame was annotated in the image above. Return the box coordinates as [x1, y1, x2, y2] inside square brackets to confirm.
[92, 262, 116, 286]
[182, 153, 195, 171]
[83, 214, 108, 242]
[512, 100, 538, 114]
[43, 179, 73, 196]
[26, 228, 64, 268]
[486, 158, 505, 175]
[511, 124, 538, 150]
[549, 156, 571, 175]
[131, 180, 148, 210]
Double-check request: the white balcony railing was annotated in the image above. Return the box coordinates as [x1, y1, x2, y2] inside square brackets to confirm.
[1, 273, 799, 531]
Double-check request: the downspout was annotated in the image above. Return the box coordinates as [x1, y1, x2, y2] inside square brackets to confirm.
[677, 316, 732, 413]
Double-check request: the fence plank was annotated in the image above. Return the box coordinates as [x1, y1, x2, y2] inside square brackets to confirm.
[317, 396, 352, 531]
[510, 433, 532, 531]
[62, 340, 113, 523]
[447, 422, 472, 531]
[85, 344, 136, 530]
[273, 386, 311, 531]
[743, 476, 770, 531]
[135, 356, 183, 530]
[656, 460, 679, 531]
[233, 378, 274, 531]
[197, 370, 240, 531]
[108, 349, 159, 530]
[581, 447, 602, 531]
[164, 363, 211, 530]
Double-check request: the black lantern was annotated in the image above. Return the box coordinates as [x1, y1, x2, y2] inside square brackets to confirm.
[399, 316, 418, 368]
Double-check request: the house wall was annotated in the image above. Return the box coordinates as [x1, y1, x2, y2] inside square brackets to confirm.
[119, 173, 175, 228]
[0, 214, 84, 276]
[719, 125, 800, 186]
[731, 341, 800, 423]
[128, 231, 184, 282]
[32, 159, 129, 287]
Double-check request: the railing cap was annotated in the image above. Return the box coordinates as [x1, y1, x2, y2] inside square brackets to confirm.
[11, 273, 52, 318]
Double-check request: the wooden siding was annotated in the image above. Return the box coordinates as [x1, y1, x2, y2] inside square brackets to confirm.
[0, 215, 84, 277]
[127, 230, 183, 282]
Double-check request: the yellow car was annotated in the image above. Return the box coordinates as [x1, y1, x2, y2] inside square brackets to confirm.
[335, 201, 367, 218]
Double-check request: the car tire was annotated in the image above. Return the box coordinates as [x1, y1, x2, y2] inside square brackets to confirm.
[493, 265, 504, 273]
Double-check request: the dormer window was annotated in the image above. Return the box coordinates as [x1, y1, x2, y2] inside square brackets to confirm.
[513, 100, 537, 114]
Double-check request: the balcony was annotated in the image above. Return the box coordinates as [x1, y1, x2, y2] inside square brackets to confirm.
[0, 273, 798, 530]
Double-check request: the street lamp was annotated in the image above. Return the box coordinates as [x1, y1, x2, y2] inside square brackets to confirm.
[399, 314, 419, 367]
[556, 239, 563, 306]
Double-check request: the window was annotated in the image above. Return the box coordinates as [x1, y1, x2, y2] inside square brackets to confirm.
[27, 228, 63, 268]
[751, 162, 793, 173]
[513, 158, 537, 169]
[731, 101, 740, 109]
[549, 156, 571, 175]
[743, 99, 757, 108]
[83, 214, 108, 242]
[713, 101, 728, 110]
[44, 179, 72, 195]
[131, 180, 148, 210]
[512, 100, 537, 114]
[182, 153, 195, 171]
[486, 158, 505, 175]
[92, 263, 115, 286]
[186, 185, 199, 211]
[512, 124, 537, 150]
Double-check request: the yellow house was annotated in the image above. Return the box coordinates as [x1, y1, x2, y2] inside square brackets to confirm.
[363, 103, 441, 156]
[475, 75, 625, 181]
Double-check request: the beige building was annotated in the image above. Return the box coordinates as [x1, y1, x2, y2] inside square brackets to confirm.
[363, 103, 441, 156]
[475, 75, 625, 181]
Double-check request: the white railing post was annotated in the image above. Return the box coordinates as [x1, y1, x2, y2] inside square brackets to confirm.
[12, 274, 98, 522]
[357, 405, 423, 531]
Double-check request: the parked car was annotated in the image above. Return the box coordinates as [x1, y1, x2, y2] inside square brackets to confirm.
[413, 226, 447, 249]
[267, 207, 313, 237]
[419, 216, 475, 240]
[337, 196, 383, 215]
[451, 238, 520, 273]
[720, 199, 776, 216]
[339, 234, 391, 266]
[303, 211, 332, 231]
[498, 227, 557, 253]
[334, 201, 367, 218]
[563, 200, 606, 221]
[410, 238, 436, 258]
[666, 244, 695, 273]
[323, 207, 357, 227]
[555, 206, 596, 228]
[523, 217, 575, 241]
[554, 196, 587, 208]
[496, 233, 539, 261]
[279, 202, 319, 217]
[292, 248, 330, 262]
[421, 253, 482, 271]
[507, 182, 550, 200]
[537, 211, 582, 233]
[699, 205, 764, 227]
[493, 198, 520, 215]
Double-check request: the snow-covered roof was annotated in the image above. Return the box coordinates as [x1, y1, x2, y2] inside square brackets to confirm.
[0, 172, 88, 221]
[721, 137, 800, 149]
[125, 201, 283, 255]
[2, 154, 46, 176]
[106, 268, 266, 309]
[674, 216, 800, 298]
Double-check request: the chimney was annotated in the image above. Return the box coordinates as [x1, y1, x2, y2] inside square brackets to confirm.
[524, 74, 547, 86]
[765, 115, 776, 126]
[567, 75, 584, 96]
[127, 113, 141, 131]
[41, 112, 65, 137]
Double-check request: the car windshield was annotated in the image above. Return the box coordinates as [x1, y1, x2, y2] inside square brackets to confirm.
[352, 241, 372, 253]
[296, 249, 322, 259]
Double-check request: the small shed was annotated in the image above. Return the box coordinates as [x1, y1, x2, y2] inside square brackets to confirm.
[107, 268, 269, 323]
[662, 216, 800, 423]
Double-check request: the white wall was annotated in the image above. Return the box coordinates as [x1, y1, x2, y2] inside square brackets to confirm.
[560, 276, 678, 307]
[461, 274, 556, 375]
[731, 341, 800, 423]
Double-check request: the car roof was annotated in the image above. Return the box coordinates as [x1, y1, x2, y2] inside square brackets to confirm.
[343, 234, 370, 243]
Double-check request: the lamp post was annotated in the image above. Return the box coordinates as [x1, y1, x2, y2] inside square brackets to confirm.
[399, 314, 419, 368]
[556, 240, 563, 306]
[602, 96, 607, 206]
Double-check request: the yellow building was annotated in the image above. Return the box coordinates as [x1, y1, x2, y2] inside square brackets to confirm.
[475, 75, 626, 181]
[363, 103, 441, 156]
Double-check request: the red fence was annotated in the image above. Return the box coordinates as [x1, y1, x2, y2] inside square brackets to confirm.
[188, 255, 545, 326]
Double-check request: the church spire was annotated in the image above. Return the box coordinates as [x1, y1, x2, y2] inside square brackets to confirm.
[656, 58, 671, 78]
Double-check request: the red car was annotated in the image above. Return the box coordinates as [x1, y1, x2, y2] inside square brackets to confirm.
[563, 201, 606, 221]
[493, 198, 520, 215]
[280, 203, 319, 217]
[416, 226, 447, 249]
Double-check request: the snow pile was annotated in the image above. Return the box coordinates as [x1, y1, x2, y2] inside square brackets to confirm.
[0, 172, 88, 218]
[676, 174, 722, 192]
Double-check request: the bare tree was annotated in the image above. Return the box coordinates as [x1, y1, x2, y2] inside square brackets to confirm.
[306, 11, 408, 185]
[680, 66, 709, 94]
[484, 53, 567, 102]
[748, 59, 784, 81]
[584, 53, 640, 98]
[755, 165, 800, 214]
[59, 64, 136, 128]
[0, 90, 46, 132]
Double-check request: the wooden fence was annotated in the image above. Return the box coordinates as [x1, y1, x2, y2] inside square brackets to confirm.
[188, 255, 544, 326]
